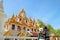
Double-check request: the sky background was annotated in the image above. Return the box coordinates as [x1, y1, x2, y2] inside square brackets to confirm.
[3, 0, 60, 29]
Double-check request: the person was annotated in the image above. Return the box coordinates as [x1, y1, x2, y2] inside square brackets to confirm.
[38, 27, 45, 40]
[43, 26, 50, 40]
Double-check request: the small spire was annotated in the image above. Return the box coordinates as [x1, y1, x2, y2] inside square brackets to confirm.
[29, 18, 32, 22]
[18, 8, 26, 17]
[20, 8, 26, 15]
[21, 8, 25, 13]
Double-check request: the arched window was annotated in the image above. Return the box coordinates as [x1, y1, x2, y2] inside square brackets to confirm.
[25, 20, 28, 23]
[27, 29, 29, 31]
[32, 28, 33, 32]
[23, 27, 25, 30]
[12, 24, 15, 30]
[34, 29, 36, 32]
[33, 23, 34, 25]
[24, 20, 28, 24]
[5, 38, 10, 40]
[20, 18, 21, 21]
[17, 26, 21, 31]
[26, 20, 27, 23]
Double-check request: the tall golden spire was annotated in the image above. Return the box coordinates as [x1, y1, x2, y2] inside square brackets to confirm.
[21, 8, 25, 13]
[10, 13, 16, 22]
[33, 19, 36, 23]
[18, 8, 26, 17]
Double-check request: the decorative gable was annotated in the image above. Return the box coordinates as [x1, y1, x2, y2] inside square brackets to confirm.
[4, 9, 39, 37]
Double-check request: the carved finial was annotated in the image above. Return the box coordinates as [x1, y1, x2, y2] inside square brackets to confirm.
[20, 8, 25, 15]
[21, 8, 25, 13]
[18, 8, 26, 17]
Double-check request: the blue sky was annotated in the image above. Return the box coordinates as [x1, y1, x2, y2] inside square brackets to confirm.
[3, 0, 60, 29]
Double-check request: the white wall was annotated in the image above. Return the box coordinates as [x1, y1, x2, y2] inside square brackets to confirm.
[8, 24, 20, 36]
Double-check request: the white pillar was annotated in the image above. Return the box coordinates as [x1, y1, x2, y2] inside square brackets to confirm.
[32, 38, 33, 40]
[24, 37, 25, 40]
[13, 37, 15, 40]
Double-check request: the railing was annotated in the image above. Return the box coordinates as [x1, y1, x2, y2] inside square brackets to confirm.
[0, 36, 38, 40]
[0, 36, 60, 40]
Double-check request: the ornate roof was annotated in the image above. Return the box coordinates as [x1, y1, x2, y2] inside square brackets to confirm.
[4, 9, 39, 29]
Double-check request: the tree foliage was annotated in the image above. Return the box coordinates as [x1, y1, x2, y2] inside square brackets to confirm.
[46, 24, 55, 34]
[55, 29, 60, 36]
[37, 19, 45, 28]
[37, 19, 60, 36]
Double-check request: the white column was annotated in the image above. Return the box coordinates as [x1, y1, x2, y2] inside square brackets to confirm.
[56, 37, 58, 40]
[32, 38, 33, 40]
[24, 37, 25, 40]
[17, 38, 20, 40]
[13, 37, 15, 40]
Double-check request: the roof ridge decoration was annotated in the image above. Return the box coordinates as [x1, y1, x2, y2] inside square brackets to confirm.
[18, 8, 26, 17]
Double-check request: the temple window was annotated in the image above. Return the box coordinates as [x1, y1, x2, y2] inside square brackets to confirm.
[5, 38, 10, 40]
[26, 20, 27, 23]
[25, 20, 27, 23]
[34, 29, 36, 32]
[20, 18, 21, 21]
[37, 30, 39, 32]
[27, 29, 29, 31]
[23, 27, 25, 30]
[33, 23, 34, 25]
[17, 26, 21, 31]
[32, 28, 33, 32]
[12, 24, 15, 30]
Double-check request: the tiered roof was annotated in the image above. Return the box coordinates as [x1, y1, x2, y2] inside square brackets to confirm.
[4, 9, 39, 29]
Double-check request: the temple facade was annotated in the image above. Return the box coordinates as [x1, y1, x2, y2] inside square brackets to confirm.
[3, 9, 39, 37]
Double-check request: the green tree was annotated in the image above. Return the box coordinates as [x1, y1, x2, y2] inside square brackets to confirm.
[37, 19, 45, 28]
[37, 19, 60, 36]
[46, 24, 55, 34]
[55, 29, 60, 36]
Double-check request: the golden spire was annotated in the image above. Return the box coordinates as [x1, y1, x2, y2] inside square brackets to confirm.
[21, 8, 25, 13]
[18, 8, 26, 17]
[33, 19, 36, 24]
[11, 13, 15, 22]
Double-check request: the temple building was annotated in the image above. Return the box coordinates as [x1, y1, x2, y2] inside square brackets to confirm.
[0, 0, 39, 37]
[3, 9, 39, 37]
